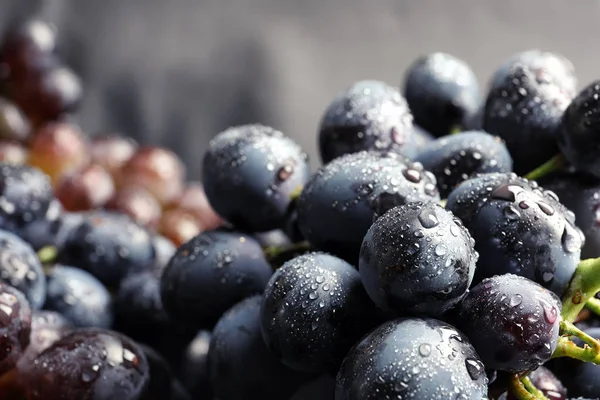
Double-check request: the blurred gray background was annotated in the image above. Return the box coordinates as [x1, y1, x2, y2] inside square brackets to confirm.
[0, 0, 598, 178]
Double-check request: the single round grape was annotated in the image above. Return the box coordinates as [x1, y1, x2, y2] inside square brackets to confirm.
[167, 181, 222, 230]
[403, 52, 481, 137]
[0, 19, 56, 77]
[11, 64, 83, 123]
[55, 163, 115, 212]
[415, 131, 513, 197]
[0, 229, 46, 309]
[44, 265, 113, 328]
[0, 140, 28, 164]
[489, 49, 577, 98]
[209, 295, 311, 400]
[106, 185, 162, 230]
[159, 208, 204, 247]
[455, 274, 561, 372]
[297, 151, 439, 263]
[117, 146, 185, 206]
[0, 98, 30, 142]
[446, 172, 582, 296]
[260, 252, 382, 373]
[89, 134, 137, 177]
[160, 230, 272, 329]
[0, 163, 58, 238]
[57, 211, 156, 288]
[359, 202, 477, 316]
[202, 124, 310, 232]
[17, 328, 150, 400]
[20, 310, 72, 364]
[318, 80, 414, 163]
[335, 318, 488, 400]
[27, 122, 89, 186]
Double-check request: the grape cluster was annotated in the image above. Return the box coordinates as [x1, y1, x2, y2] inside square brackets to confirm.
[0, 17, 599, 400]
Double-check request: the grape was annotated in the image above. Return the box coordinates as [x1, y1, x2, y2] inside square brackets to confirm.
[159, 208, 203, 247]
[0, 140, 27, 164]
[27, 122, 89, 186]
[116, 146, 185, 206]
[167, 181, 222, 230]
[0, 98, 30, 142]
[179, 330, 212, 400]
[17, 328, 149, 400]
[20, 310, 72, 364]
[0, 19, 56, 78]
[55, 163, 115, 211]
[0, 284, 31, 375]
[106, 185, 162, 230]
[89, 134, 137, 177]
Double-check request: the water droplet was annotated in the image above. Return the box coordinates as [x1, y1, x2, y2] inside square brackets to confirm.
[308, 291, 318, 300]
[542, 271, 554, 283]
[503, 206, 521, 221]
[435, 244, 447, 256]
[491, 184, 524, 202]
[414, 230, 424, 238]
[518, 201, 530, 209]
[403, 168, 421, 183]
[276, 164, 294, 182]
[418, 209, 439, 229]
[394, 381, 409, 392]
[315, 275, 324, 284]
[540, 300, 558, 324]
[562, 224, 582, 253]
[465, 358, 485, 380]
[81, 364, 100, 383]
[537, 201, 555, 216]
[509, 295, 522, 307]
[419, 343, 431, 357]
[354, 182, 374, 196]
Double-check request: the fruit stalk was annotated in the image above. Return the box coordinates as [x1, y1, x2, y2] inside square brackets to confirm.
[523, 154, 565, 181]
[587, 297, 600, 316]
[561, 257, 600, 323]
[509, 374, 548, 400]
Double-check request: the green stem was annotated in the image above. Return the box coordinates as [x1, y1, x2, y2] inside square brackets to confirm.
[450, 125, 463, 135]
[523, 154, 565, 181]
[522, 376, 548, 399]
[289, 185, 304, 202]
[560, 320, 600, 352]
[36, 246, 58, 265]
[264, 241, 312, 262]
[586, 297, 600, 316]
[552, 335, 600, 364]
[561, 257, 600, 323]
[439, 199, 447, 208]
[509, 374, 547, 400]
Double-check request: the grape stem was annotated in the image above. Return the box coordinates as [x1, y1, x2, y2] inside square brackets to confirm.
[439, 199, 447, 208]
[450, 125, 463, 135]
[586, 297, 600, 316]
[560, 320, 600, 353]
[36, 245, 58, 264]
[552, 335, 600, 364]
[509, 374, 549, 400]
[264, 241, 312, 261]
[561, 257, 600, 323]
[523, 153, 565, 181]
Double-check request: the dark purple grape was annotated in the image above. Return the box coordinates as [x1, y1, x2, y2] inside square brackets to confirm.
[209, 295, 311, 400]
[0, 229, 46, 309]
[18, 208, 80, 252]
[296, 151, 439, 264]
[160, 230, 272, 329]
[17, 328, 149, 400]
[0, 163, 58, 238]
[57, 211, 156, 288]
[455, 274, 561, 372]
[403, 52, 481, 137]
[318, 80, 414, 164]
[489, 50, 577, 98]
[558, 81, 600, 178]
[483, 63, 571, 175]
[446, 172, 582, 296]
[335, 318, 488, 400]
[202, 124, 310, 232]
[260, 252, 382, 374]
[359, 202, 477, 316]
[179, 330, 212, 400]
[0, 19, 56, 78]
[138, 344, 175, 400]
[0, 283, 31, 375]
[415, 131, 513, 197]
[44, 265, 113, 328]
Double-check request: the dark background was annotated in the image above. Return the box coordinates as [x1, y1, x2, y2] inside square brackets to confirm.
[0, 0, 597, 178]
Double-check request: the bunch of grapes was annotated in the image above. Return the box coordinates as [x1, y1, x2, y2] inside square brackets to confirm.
[1, 16, 600, 400]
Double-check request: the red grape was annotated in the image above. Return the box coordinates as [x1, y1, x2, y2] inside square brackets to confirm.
[159, 208, 203, 247]
[90, 134, 137, 177]
[116, 146, 185, 205]
[168, 181, 222, 230]
[27, 122, 89, 185]
[105, 185, 162, 230]
[55, 164, 115, 211]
